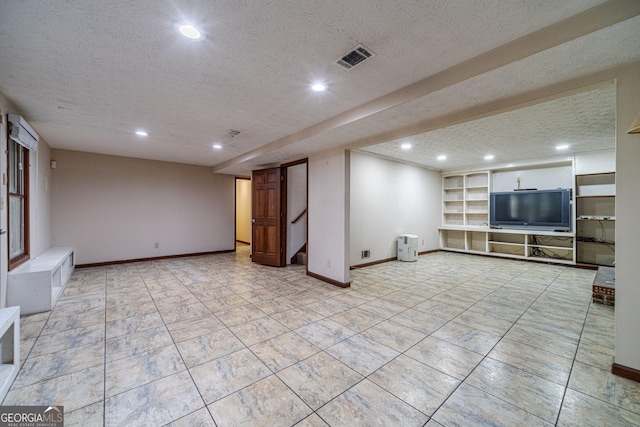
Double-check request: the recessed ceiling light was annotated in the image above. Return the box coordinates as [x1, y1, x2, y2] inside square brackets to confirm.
[311, 83, 327, 92]
[212, 144, 222, 150]
[401, 143, 412, 150]
[135, 130, 148, 137]
[177, 23, 205, 40]
[556, 143, 570, 150]
[437, 154, 447, 161]
[484, 154, 494, 160]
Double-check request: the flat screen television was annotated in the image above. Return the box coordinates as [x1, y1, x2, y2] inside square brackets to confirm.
[490, 189, 571, 231]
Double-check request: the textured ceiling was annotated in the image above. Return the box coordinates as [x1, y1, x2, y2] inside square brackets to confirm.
[359, 84, 616, 171]
[0, 0, 638, 175]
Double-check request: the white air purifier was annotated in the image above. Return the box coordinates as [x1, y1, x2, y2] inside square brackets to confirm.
[398, 234, 418, 262]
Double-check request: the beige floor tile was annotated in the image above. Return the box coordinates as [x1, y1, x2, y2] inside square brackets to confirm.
[250, 331, 319, 372]
[106, 325, 173, 362]
[189, 348, 271, 404]
[405, 336, 483, 380]
[4, 366, 104, 413]
[431, 321, 502, 355]
[105, 344, 186, 397]
[558, 388, 640, 426]
[208, 375, 312, 426]
[105, 299, 156, 322]
[253, 296, 299, 315]
[452, 310, 514, 336]
[294, 413, 330, 426]
[230, 316, 289, 346]
[317, 379, 429, 426]
[41, 308, 105, 335]
[105, 311, 164, 339]
[277, 352, 363, 410]
[294, 318, 357, 349]
[215, 305, 268, 327]
[270, 307, 324, 329]
[574, 340, 614, 370]
[433, 383, 553, 427]
[413, 299, 467, 320]
[488, 338, 573, 385]
[104, 370, 204, 427]
[466, 357, 565, 422]
[360, 320, 426, 352]
[164, 407, 216, 426]
[13, 341, 104, 388]
[504, 322, 579, 359]
[64, 401, 104, 427]
[304, 299, 352, 317]
[325, 334, 399, 376]
[30, 323, 105, 356]
[568, 361, 640, 414]
[159, 301, 213, 324]
[165, 315, 226, 342]
[389, 308, 449, 334]
[369, 354, 459, 416]
[176, 328, 245, 368]
[329, 306, 386, 332]
[10, 249, 639, 427]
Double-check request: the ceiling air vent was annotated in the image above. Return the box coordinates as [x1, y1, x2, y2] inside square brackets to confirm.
[335, 44, 376, 70]
[225, 129, 241, 137]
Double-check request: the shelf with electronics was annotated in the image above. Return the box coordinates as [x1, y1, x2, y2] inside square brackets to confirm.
[440, 160, 576, 265]
[575, 172, 615, 266]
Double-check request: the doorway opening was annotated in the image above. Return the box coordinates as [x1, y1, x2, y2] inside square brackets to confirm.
[235, 177, 251, 253]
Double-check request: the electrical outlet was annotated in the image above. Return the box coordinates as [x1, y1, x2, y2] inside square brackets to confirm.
[154, 242, 159, 249]
[361, 250, 370, 259]
[326, 258, 331, 267]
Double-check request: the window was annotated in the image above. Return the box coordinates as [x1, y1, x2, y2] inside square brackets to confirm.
[8, 138, 29, 269]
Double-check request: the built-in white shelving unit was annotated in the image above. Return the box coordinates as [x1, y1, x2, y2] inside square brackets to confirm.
[440, 226, 575, 264]
[443, 172, 489, 227]
[575, 172, 615, 266]
[7, 247, 75, 315]
[440, 162, 576, 264]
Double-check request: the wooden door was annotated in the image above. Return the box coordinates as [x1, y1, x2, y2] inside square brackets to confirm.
[251, 167, 286, 266]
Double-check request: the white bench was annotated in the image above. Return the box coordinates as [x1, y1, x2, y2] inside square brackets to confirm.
[0, 306, 19, 403]
[7, 246, 75, 315]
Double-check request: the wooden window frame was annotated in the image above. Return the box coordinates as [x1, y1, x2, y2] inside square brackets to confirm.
[7, 137, 30, 270]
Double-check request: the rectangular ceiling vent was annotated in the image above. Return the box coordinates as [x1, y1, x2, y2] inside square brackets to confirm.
[335, 44, 375, 70]
[225, 129, 241, 137]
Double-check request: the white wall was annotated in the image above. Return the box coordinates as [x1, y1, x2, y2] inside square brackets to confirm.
[308, 149, 349, 285]
[350, 152, 441, 266]
[235, 178, 251, 243]
[492, 164, 573, 192]
[575, 151, 615, 175]
[286, 163, 307, 264]
[614, 62, 640, 372]
[51, 150, 235, 265]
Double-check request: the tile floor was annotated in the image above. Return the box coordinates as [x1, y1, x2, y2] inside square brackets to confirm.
[5, 246, 640, 426]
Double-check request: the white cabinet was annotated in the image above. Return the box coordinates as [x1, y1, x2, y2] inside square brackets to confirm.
[7, 247, 75, 315]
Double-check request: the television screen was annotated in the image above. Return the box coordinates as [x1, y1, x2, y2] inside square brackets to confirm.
[490, 189, 571, 231]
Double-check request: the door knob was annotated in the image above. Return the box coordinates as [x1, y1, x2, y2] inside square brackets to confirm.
[251, 219, 256, 223]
